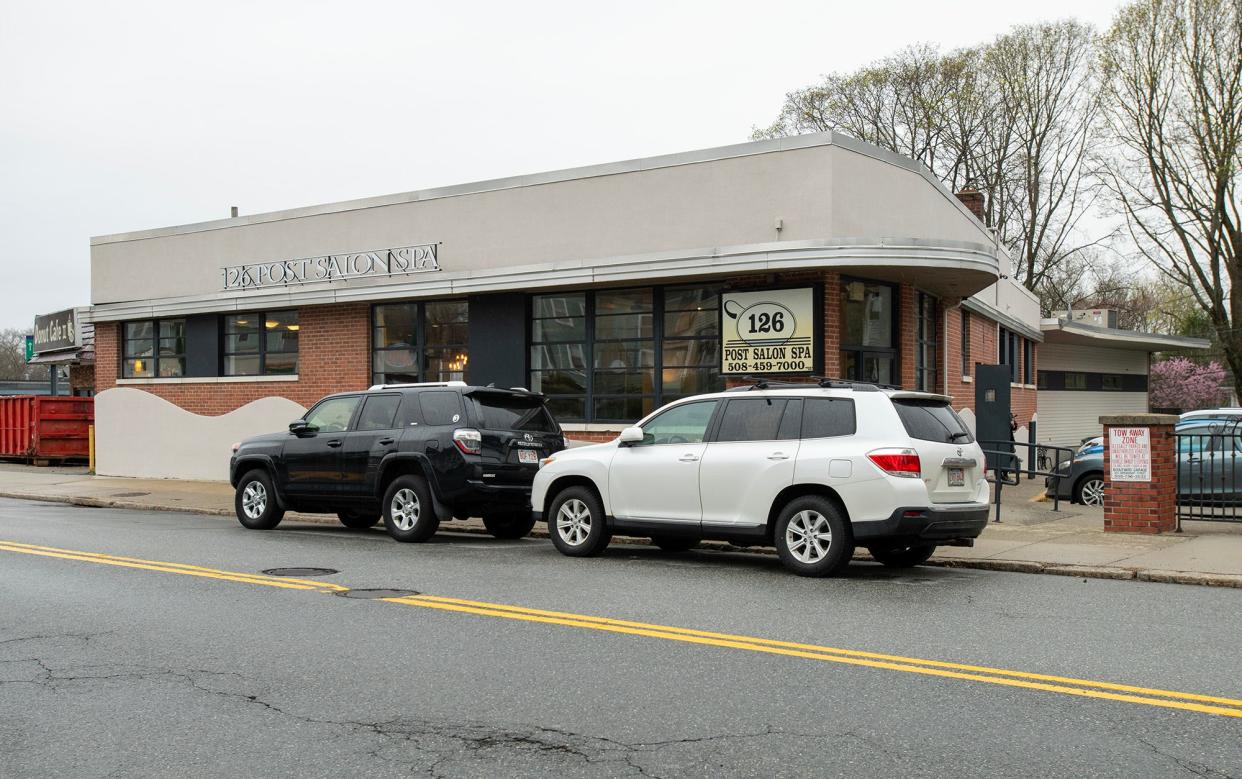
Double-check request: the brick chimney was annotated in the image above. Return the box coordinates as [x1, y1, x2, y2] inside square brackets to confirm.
[955, 187, 987, 225]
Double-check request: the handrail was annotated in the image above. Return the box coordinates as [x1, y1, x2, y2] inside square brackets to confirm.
[977, 439, 1077, 523]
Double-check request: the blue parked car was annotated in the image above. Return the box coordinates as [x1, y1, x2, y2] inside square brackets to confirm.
[1047, 416, 1242, 506]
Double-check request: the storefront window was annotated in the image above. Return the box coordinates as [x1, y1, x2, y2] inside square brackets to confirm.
[122, 318, 185, 378]
[840, 279, 896, 385]
[373, 300, 468, 385]
[223, 310, 298, 376]
[915, 292, 937, 392]
[531, 285, 723, 423]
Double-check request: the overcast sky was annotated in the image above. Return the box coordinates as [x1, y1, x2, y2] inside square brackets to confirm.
[0, 0, 1127, 329]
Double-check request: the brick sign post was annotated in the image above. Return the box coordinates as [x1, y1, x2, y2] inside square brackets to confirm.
[1100, 413, 1179, 534]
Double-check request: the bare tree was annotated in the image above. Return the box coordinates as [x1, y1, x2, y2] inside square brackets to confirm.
[753, 22, 1107, 298]
[1099, 0, 1242, 395]
[0, 328, 49, 382]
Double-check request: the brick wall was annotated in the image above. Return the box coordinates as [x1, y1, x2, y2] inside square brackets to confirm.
[1102, 419, 1177, 533]
[69, 364, 95, 393]
[95, 302, 371, 416]
[940, 304, 1037, 427]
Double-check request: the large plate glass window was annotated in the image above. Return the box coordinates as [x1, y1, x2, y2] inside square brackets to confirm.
[530, 286, 723, 423]
[122, 318, 185, 378]
[223, 310, 298, 376]
[372, 300, 468, 385]
[915, 292, 937, 392]
[840, 279, 896, 385]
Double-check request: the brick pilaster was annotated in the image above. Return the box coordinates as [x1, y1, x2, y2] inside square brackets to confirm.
[1101, 414, 1179, 534]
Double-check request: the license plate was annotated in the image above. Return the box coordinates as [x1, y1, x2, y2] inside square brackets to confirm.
[518, 449, 539, 465]
[948, 467, 965, 487]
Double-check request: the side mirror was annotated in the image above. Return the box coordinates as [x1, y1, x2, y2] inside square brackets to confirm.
[618, 426, 645, 446]
[289, 420, 315, 437]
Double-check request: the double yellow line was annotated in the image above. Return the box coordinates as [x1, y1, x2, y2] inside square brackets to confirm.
[4, 537, 1242, 720]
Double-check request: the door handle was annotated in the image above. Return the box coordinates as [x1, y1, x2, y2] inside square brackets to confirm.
[679, 454, 700, 462]
[326, 440, 343, 448]
[767, 453, 790, 460]
[378, 438, 395, 446]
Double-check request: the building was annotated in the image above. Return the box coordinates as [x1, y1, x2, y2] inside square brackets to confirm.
[25, 307, 95, 396]
[1037, 315, 1209, 446]
[87, 132, 1041, 480]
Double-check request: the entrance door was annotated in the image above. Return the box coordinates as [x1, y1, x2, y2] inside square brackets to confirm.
[974, 364, 1012, 472]
[608, 400, 719, 523]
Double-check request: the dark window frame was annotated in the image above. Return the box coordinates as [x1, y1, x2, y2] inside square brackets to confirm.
[960, 309, 971, 378]
[371, 300, 469, 386]
[530, 284, 725, 423]
[221, 309, 299, 377]
[121, 318, 186, 379]
[915, 292, 938, 392]
[839, 277, 900, 386]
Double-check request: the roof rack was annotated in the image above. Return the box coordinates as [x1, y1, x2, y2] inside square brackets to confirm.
[367, 381, 468, 391]
[726, 375, 893, 393]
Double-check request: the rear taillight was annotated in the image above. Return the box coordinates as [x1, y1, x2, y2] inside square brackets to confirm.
[867, 448, 921, 478]
[453, 428, 482, 455]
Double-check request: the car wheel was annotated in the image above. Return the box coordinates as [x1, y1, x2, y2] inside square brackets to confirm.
[482, 511, 537, 539]
[1075, 474, 1105, 506]
[548, 487, 611, 557]
[234, 469, 285, 530]
[773, 496, 852, 577]
[868, 544, 937, 568]
[382, 475, 440, 542]
[337, 511, 380, 529]
[651, 535, 698, 553]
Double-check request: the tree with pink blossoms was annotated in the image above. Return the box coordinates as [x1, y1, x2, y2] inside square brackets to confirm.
[1148, 358, 1227, 411]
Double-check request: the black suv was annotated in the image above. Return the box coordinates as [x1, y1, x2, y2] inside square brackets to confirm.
[229, 382, 566, 541]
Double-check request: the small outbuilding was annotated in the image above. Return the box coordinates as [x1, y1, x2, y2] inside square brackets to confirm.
[1036, 313, 1209, 447]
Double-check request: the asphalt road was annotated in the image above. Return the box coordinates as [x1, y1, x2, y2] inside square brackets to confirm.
[1, 498, 1241, 778]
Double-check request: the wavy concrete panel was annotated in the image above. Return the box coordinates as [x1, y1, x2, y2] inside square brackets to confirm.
[96, 388, 306, 481]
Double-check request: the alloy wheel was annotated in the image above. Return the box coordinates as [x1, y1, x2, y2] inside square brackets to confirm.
[241, 481, 267, 520]
[786, 510, 832, 564]
[556, 498, 591, 546]
[1081, 478, 1105, 506]
[391, 488, 420, 531]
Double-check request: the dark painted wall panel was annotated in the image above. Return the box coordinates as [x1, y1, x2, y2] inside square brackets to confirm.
[468, 294, 527, 389]
[185, 314, 219, 377]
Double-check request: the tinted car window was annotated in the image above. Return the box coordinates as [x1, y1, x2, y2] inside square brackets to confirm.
[716, 398, 788, 442]
[893, 399, 972, 443]
[356, 394, 401, 431]
[305, 396, 360, 434]
[419, 391, 463, 426]
[640, 401, 718, 445]
[802, 398, 856, 438]
[777, 398, 803, 440]
[472, 394, 557, 432]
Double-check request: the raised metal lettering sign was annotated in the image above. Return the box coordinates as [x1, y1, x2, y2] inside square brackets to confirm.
[221, 243, 440, 291]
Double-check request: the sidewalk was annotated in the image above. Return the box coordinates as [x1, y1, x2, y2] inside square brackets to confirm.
[2, 464, 1240, 588]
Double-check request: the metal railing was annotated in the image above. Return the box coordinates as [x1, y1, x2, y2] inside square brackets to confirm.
[1174, 419, 1242, 527]
[977, 439, 1077, 523]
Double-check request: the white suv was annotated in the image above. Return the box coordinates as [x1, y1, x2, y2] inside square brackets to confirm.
[531, 381, 990, 577]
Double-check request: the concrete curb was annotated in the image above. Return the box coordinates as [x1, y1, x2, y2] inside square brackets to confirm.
[3, 490, 1239, 589]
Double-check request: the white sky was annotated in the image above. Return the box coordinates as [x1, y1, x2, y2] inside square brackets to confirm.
[0, 0, 1127, 328]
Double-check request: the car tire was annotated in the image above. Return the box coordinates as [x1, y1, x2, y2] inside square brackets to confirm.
[337, 511, 380, 529]
[1074, 473, 1105, 506]
[868, 544, 937, 568]
[234, 469, 285, 530]
[482, 511, 537, 539]
[773, 496, 852, 577]
[382, 475, 440, 542]
[548, 486, 611, 557]
[651, 535, 698, 553]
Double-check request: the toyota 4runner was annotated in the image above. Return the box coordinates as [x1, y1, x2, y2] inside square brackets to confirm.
[230, 382, 566, 541]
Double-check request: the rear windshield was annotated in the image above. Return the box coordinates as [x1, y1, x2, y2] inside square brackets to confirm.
[893, 399, 974, 444]
[471, 394, 558, 433]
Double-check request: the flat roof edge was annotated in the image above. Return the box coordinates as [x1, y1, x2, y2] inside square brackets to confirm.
[90, 132, 840, 246]
[1040, 318, 1212, 350]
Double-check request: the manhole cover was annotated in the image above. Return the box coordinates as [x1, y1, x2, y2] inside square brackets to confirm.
[336, 588, 419, 600]
[112, 491, 150, 498]
[262, 567, 339, 577]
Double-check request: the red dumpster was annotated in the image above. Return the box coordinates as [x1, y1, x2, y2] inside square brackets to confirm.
[0, 396, 94, 460]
